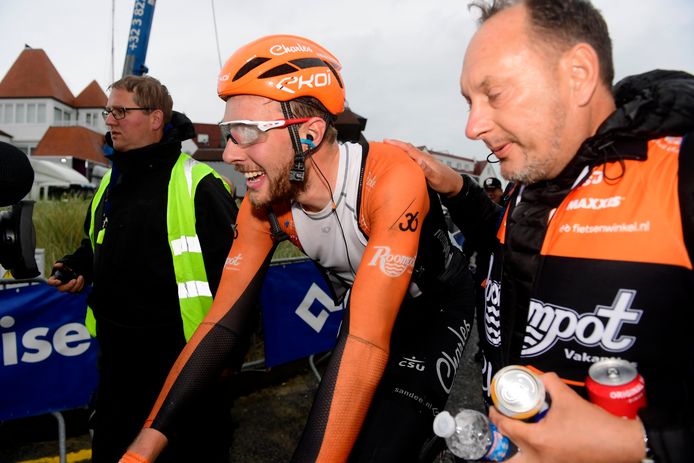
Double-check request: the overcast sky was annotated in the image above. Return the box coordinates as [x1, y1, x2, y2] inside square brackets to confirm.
[1, 0, 693, 160]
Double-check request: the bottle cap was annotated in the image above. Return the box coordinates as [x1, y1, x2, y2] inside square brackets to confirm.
[433, 411, 456, 438]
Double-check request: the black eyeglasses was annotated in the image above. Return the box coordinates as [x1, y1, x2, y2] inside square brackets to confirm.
[101, 106, 152, 121]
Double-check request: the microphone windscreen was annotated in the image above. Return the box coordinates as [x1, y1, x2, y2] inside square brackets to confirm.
[0, 141, 34, 206]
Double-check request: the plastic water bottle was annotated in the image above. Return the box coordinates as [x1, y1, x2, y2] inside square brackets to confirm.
[433, 409, 517, 461]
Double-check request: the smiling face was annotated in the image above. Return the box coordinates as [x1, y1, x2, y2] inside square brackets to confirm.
[461, 5, 579, 184]
[221, 95, 306, 208]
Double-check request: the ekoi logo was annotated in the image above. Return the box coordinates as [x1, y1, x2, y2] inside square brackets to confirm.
[275, 72, 333, 95]
[224, 253, 243, 270]
[521, 289, 642, 357]
[368, 246, 415, 277]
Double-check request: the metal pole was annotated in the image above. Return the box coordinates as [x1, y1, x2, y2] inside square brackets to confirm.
[51, 411, 67, 463]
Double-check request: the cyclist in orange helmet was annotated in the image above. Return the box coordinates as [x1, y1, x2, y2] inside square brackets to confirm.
[120, 34, 475, 463]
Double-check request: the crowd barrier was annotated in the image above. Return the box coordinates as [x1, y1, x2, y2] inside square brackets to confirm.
[261, 257, 344, 367]
[0, 280, 98, 422]
[0, 257, 343, 425]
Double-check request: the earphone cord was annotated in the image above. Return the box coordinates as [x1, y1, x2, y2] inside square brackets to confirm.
[307, 154, 358, 277]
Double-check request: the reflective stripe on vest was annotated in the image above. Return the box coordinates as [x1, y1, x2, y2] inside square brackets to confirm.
[86, 153, 228, 340]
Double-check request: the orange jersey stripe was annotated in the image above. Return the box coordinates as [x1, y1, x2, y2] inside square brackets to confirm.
[312, 142, 430, 459]
[541, 137, 691, 269]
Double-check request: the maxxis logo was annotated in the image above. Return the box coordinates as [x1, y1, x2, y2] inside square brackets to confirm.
[566, 196, 624, 211]
[521, 289, 642, 357]
[367, 246, 415, 277]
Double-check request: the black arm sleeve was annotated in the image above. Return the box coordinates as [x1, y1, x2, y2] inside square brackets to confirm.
[639, 130, 694, 463]
[441, 174, 503, 255]
[194, 174, 238, 295]
[679, 131, 694, 265]
[56, 202, 95, 284]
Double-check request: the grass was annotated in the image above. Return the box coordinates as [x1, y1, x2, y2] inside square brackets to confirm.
[272, 240, 304, 260]
[29, 197, 304, 277]
[33, 198, 91, 277]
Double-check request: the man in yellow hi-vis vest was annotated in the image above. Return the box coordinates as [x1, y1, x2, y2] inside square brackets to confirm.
[47, 75, 238, 463]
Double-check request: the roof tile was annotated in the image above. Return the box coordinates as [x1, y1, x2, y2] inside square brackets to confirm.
[74, 80, 107, 108]
[33, 126, 108, 165]
[0, 48, 74, 104]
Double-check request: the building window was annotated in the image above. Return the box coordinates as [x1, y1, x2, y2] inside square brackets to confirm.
[3, 104, 11, 124]
[54, 107, 62, 123]
[38, 104, 46, 123]
[15, 103, 25, 123]
[27, 104, 36, 123]
[64, 112, 71, 123]
[86, 113, 92, 124]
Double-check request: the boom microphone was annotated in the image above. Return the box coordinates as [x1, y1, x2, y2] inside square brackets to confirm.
[0, 141, 34, 207]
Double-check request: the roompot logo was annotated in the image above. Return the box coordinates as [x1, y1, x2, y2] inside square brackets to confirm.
[484, 254, 501, 347]
[367, 246, 415, 278]
[522, 289, 642, 357]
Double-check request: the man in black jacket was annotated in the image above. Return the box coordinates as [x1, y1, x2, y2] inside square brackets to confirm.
[47, 75, 238, 463]
[388, 1, 694, 462]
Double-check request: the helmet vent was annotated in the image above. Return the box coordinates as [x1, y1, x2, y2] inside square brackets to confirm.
[233, 57, 271, 81]
[322, 60, 343, 89]
[289, 58, 326, 69]
[258, 63, 299, 79]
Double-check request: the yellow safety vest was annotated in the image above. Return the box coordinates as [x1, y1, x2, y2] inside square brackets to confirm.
[86, 153, 228, 341]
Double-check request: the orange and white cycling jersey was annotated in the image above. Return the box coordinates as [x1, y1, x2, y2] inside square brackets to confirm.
[143, 140, 443, 461]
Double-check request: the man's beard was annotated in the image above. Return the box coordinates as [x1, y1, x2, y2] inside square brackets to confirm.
[249, 159, 307, 208]
[506, 102, 567, 185]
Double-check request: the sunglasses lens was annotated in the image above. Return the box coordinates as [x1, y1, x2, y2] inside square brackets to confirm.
[236, 125, 262, 144]
[222, 124, 263, 145]
[220, 124, 235, 144]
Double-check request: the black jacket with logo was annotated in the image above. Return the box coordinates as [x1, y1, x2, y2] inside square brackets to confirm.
[445, 70, 694, 462]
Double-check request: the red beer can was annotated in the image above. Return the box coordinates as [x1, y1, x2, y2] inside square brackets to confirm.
[586, 359, 647, 419]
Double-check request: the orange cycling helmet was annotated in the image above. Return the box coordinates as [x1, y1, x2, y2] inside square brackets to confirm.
[217, 34, 345, 115]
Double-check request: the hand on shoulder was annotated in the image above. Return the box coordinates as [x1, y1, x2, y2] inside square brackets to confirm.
[383, 139, 464, 197]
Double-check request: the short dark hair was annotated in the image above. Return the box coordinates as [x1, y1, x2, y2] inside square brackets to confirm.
[469, 0, 614, 87]
[289, 97, 338, 145]
[109, 75, 174, 123]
